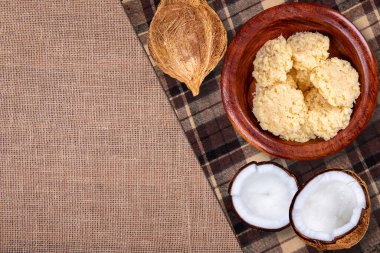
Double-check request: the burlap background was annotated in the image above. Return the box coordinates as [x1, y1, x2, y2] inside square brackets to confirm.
[0, 1, 241, 252]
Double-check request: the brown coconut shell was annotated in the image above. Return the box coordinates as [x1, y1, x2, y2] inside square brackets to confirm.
[229, 161, 300, 232]
[289, 169, 371, 251]
[148, 0, 227, 96]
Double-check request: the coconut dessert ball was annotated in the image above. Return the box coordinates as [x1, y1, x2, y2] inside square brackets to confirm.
[285, 122, 316, 143]
[287, 32, 329, 70]
[288, 68, 297, 80]
[305, 89, 352, 140]
[255, 74, 296, 93]
[288, 68, 312, 92]
[253, 35, 293, 87]
[286, 74, 298, 88]
[310, 58, 360, 107]
[295, 69, 312, 92]
[250, 33, 360, 142]
[253, 83, 307, 139]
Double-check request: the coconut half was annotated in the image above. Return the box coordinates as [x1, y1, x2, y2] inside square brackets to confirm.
[290, 169, 370, 250]
[230, 162, 299, 230]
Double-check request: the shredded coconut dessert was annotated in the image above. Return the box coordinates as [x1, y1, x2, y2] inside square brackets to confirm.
[294, 69, 312, 92]
[252, 83, 307, 139]
[284, 121, 316, 143]
[287, 32, 329, 70]
[310, 58, 360, 107]
[305, 89, 352, 140]
[286, 74, 298, 89]
[253, 35, 293, 87]
[251, 33, 360, 142]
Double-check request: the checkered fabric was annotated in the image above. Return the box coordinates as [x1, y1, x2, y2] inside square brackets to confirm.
[121, 0, 380, 252]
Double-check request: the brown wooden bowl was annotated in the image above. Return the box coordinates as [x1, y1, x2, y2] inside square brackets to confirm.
[221, 3, 378, 161]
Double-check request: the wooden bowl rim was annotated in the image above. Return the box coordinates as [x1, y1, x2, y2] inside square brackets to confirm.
[221, 2, 378, 161]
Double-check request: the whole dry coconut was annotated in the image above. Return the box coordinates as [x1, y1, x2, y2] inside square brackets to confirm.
[290, 169, 370, 250]
[148, 0, 227, 96]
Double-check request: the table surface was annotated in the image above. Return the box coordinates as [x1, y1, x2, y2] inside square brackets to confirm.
[122, 0, 380, 252]
[0, 0, 241, 252]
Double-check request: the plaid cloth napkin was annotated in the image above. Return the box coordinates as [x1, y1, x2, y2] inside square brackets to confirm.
[121, 0, 380, 252]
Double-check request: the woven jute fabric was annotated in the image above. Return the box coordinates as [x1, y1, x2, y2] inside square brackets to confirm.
[0, 0, 241, 252]
[123, 0, 380, 252]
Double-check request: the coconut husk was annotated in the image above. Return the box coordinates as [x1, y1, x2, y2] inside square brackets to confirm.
[148, 0, 227, 96]
[291, 169, 371, 251]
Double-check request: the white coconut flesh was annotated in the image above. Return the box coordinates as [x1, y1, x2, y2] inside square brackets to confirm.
[231, 163, 298, 229]
[291, 171, 366, 242]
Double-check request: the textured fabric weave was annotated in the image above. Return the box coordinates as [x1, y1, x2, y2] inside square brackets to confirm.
[0, 0, 241, 252]
[122, 0, 380, 252]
